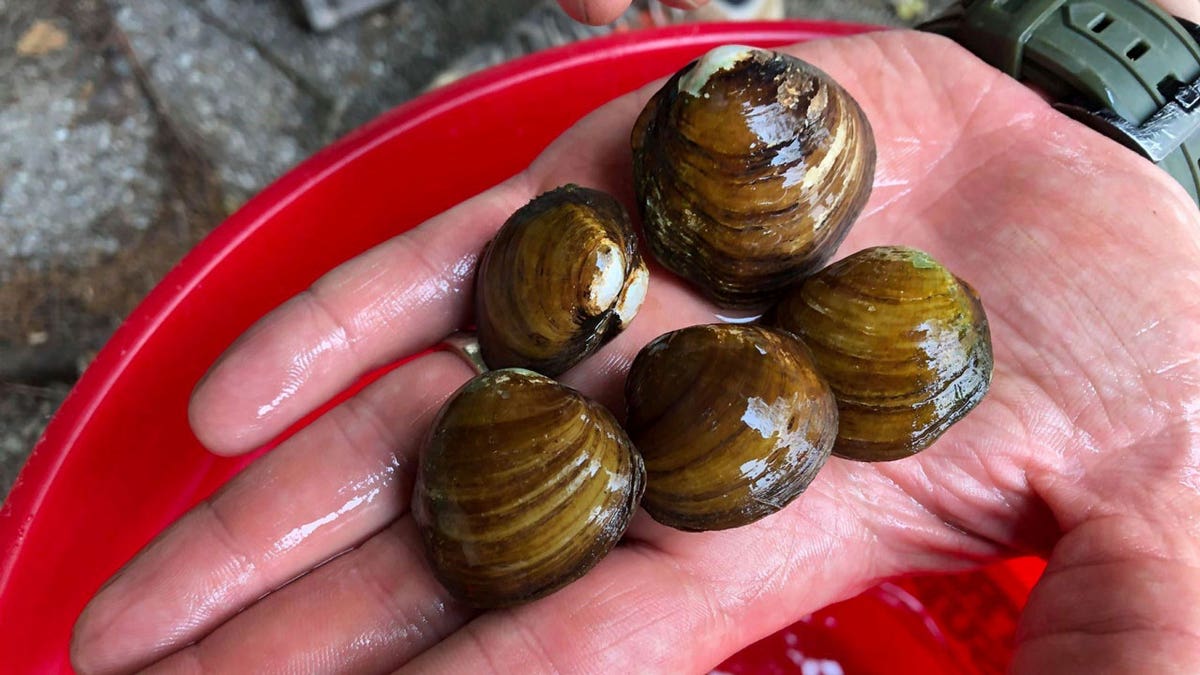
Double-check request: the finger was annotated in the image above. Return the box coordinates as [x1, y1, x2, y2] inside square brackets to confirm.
[556, 0, 635, 25]
[72, 351, 476, 675]
[187, 179, 530, 455]
[1013, 515, 1200, 674]
[142, 518, 475, 675]
[659, 0, 711, 9]
[1155, 0, 1200, 24]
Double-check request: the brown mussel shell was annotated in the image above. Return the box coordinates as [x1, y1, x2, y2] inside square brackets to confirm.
[624, 324, 837, 531]
[631, 45, 876, 309]
[773, 246, 994, 462]
[475, 185, 649, 376]
[412, 368, 645, 608]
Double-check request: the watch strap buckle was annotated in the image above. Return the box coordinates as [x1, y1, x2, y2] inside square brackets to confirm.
[1055, 72, 1200, 163]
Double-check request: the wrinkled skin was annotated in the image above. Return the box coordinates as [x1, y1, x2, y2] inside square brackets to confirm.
[71, 18, 1200, 675]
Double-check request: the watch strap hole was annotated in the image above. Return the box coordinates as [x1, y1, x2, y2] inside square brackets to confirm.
[1090, 13, 1114, 33]
[1158, 75, 1184, 100]
[1127, 40, 1150, 61]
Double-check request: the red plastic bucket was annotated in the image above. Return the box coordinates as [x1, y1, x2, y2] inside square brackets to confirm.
[0, 21, 1043, 673]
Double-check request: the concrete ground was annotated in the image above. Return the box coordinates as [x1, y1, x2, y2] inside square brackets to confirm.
[0, 0, 953, 498]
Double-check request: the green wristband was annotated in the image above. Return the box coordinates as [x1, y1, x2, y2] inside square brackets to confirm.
[925, 0, 1200, 205]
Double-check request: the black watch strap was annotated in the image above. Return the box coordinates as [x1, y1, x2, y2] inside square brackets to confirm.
[924, 0, 1200, 205]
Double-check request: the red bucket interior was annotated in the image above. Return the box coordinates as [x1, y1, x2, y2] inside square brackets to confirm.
[0, 21, 1043, 673]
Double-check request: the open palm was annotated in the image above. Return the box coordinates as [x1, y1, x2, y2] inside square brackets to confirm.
[71, 31, 1200, 674]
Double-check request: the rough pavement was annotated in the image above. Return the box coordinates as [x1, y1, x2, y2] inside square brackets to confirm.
[0, 0, 951, 498]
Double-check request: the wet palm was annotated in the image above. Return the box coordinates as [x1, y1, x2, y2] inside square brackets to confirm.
[72, 31, 1200, 674]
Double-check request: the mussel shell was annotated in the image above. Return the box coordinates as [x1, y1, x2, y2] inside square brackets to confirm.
[624, 324, 837, 531]
[412, 368, 644, 608]
[773, 246, 994, 462]
[476, 184, 649, 376]
[631, 45, 876, 309]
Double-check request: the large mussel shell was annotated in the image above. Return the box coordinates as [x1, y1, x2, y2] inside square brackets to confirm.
[475, 184, 649, 376]
[631, 45, 876, 309]
[624, 324, 837, 531]
[773, 246, 993, 462]
[412, 368, 645, 608]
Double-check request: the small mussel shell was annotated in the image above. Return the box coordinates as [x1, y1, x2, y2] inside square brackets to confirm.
[412, 368, 645, 608]
[773, 246, 994, 462]
[475, 184, 649, 376]
[624, 324, 837, 531]
[631, 45, 876, 309]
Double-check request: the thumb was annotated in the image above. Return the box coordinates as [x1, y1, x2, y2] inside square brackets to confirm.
[557, 0, 713, 26]
[557, 0, 635, 25]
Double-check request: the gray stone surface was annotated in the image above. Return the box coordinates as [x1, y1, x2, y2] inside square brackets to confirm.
[113, 1, 316, 208]
[1, 0, 221, 389]
[1, 0, 949, 500]
[194, 0, 544, 137]
[790, 0, 916, 22]
[1, 2, 161, 265]
[0, 383, 67, 498]
[800, 0, 956, 25]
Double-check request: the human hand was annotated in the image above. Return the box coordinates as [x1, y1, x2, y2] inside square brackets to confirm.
[70, 27, 1200, 674]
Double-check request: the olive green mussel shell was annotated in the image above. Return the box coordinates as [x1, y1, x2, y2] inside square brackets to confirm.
[631, 45, 876, 309]
[475, 184, 649, 376]
[773, 246, 994, 462]
[624, 324, 837, 531]
[412, 368, 645, 608]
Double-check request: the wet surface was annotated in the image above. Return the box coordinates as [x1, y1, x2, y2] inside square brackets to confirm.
[0, 0, 951, 498]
